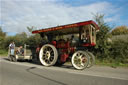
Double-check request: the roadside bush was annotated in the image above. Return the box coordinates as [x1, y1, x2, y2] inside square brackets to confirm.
[110, 39, 128, 64]
[25, 34, 43, 48]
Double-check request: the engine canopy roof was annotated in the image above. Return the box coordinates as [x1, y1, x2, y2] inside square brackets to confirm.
[32, 20, 99, 35]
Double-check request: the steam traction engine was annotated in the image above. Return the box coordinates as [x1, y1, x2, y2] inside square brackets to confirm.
[32, 20, 99, 70]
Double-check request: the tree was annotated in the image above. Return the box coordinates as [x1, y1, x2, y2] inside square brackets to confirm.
[15, 32, 27, 39]
[26, 26, 43, 48]
[14, 32, 28, 46]
[93, 13, 111, 59]
[93, 13, 128, 64]
[0, 26, 6, 37]
[93, 13, 104, 27]
[0, 26, 6, 49]
[27, 26, 35, 36]
[26, 34, 42, 47]
[111, 26, 128, 35]
[3, 32, 28, 49]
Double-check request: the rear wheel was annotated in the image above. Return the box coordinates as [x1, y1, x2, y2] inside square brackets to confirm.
[39, 44, 58, 66]
[8, 55, 13, 61]
[71, 51, 89, 70]
[11, 55, 17, 62]
[12, 56, 17, 62]
[8, 49, 13, 61]
[87, 52, 95, 68]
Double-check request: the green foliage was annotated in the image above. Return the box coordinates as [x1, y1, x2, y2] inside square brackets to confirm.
[0, 27, 6, 49]
[111, 34, 128, 42]
[93, 13, 104, 27]
[93, 13, 128, 66]
[93, 13, 111, 59]
[0, 27, 6, 37]
[111, 26, 128, 35]
[0, 26, 42, 51]
[110, 39, 128, 63]
[95, 24, 111, 59]
[27, 26, 34, 33]
[0, 49, 8, 56]
[3, 32, 28, 49]
[96, 59, 128, 67]
[26, 34, 42, 48]
[92, 13, 128, 66]
[14, 32, 27, 46]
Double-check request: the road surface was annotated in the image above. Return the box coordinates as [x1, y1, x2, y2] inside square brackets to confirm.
[0, 57, 128, 85]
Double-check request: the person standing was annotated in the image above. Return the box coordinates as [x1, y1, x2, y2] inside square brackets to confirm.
[9, 42, 15, 55]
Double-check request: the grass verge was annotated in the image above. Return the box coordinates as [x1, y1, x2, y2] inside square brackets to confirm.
[0, 49, 8, 57]
[96, 59, 128, 68]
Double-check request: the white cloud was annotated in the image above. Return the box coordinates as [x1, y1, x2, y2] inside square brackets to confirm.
[1, 0, 120, 35]
[105, 14, 120, 22]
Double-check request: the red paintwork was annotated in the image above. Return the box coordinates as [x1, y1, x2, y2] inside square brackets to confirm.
[56, 41, 70, 49]
[60, 53, 69, 62]
[51, 41, 57, 47]
[51, 40, 73, 62]
[82, 43, 96, 47]
[32, 20, 99, 34]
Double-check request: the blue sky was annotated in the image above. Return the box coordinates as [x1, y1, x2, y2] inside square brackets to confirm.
[0, 0, 128, 36]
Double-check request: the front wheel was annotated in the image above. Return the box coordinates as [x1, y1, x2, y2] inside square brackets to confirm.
[39, 44, 58, 66]
[71, 51, 89, 70]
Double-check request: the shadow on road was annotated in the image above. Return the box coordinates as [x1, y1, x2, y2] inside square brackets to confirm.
[26, 67, 67, 85]
[3, 57, 75, 70]
[3, 58, 10, 61]
[55, 64, 75, 70]
[25, 59, 75, 70]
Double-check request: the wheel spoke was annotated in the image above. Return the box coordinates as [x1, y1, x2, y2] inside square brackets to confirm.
[77, 52, 80, 56]
[47, 60, 51, 64]
[48, 47, 52, 52]
[49, 57, 54, 61]
[51, 52, 54, 56]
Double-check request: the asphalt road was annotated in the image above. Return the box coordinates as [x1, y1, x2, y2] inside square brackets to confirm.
[0, 57, 128, 85]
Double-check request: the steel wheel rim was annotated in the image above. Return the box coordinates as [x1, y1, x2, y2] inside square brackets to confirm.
[40, 44, 58, 66]
[72, 51, 89, 70]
